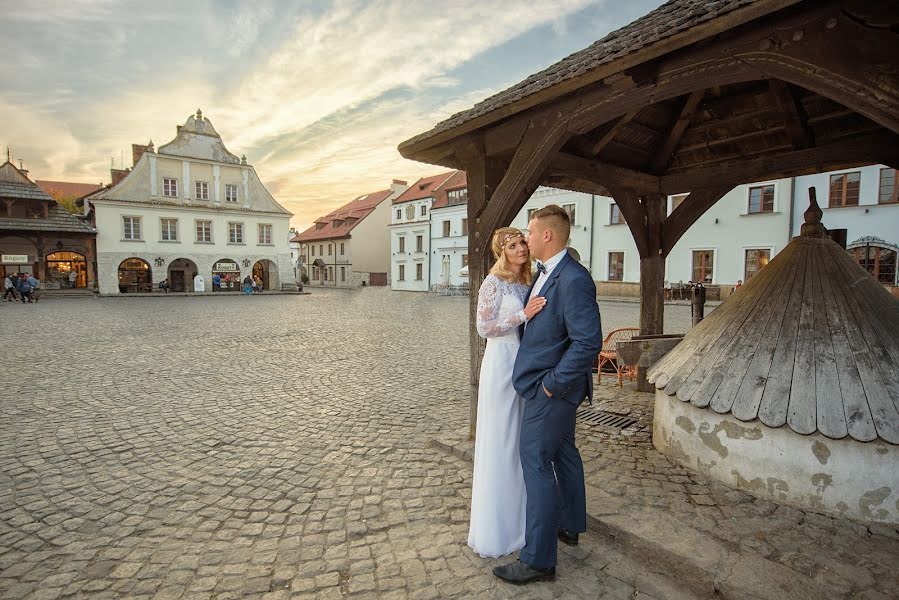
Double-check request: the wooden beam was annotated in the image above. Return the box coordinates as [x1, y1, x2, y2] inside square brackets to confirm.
[548, 152, 661, 195]
[660, 132, 899, 192]
[478, 110, 573, 234]
[605, 185, 649, 258]
[768, 79, 812, 149]
[650, 90, 705, 173]
[661, 186, 734, 256]
[637, 194, 666, 391]
[589, 111, 637, 157]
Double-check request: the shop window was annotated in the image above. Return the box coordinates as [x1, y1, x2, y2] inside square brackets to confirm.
[879, 168, 898, 204]
[692, 250, 714, 283]
[829, 172, 861, 207]
[608, 252, 624, 281]
[748, 185, 774, 213]
[744, 248, 770, 280]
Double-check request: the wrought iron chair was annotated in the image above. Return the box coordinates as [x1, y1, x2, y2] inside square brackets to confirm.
[598, 327, 640, 387]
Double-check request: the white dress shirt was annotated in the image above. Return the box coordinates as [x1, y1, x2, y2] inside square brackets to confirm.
[530, 248, 568, 300]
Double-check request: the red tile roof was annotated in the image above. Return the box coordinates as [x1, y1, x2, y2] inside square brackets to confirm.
[431, 171, 468, 209]
[292, 189, 392, 242]
[392, 171, 458, 204]
[36, 180, 103, 200]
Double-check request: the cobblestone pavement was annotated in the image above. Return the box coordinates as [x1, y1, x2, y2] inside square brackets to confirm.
[584, 385, 899, 599]
[0, 290, 701, 600]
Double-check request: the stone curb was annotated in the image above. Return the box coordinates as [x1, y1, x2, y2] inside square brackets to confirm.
[430, 434, 831, 600]
[95, 291, 311, 298]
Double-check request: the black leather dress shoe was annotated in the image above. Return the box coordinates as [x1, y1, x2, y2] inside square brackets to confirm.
[493, 560, 556, 584]
[558, 528, 579, 546]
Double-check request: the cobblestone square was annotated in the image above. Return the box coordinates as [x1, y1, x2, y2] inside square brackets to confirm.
[0, 290, 703, 599]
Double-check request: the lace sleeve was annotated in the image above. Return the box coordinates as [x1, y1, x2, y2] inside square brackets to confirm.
[476, 276, 526, 338]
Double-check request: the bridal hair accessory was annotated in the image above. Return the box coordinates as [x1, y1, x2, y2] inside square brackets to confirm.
[500, 231, 523, 248]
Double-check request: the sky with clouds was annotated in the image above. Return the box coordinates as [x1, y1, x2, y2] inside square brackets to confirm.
[1, 0, 664, 231]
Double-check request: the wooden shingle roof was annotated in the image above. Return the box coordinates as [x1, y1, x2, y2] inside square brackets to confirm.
[400, 0, 793, 153]
[648, 196, 899, 444]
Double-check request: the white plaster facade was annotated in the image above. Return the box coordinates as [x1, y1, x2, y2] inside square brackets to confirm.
[591, 165, 899, 289]
[87, 111, 295, 295]
[429, 203, 469, 288]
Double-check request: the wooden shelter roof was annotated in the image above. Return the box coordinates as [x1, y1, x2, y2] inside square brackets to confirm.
[648, 197, 899, 444]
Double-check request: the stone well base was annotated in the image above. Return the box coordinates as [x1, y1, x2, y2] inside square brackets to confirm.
[653, 391, 898, 524]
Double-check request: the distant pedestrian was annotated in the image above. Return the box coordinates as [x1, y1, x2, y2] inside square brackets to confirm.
[212, 273, 221, 292]
[253, 274, 263, 293]
[223, 274, 231, 291]
[3, 274, 18, 302]
[68, 269, 78, 288]
[242, 275, 253, 295]
[19, 274, 34, 303]
[159, 278, 170, 293]
[28, 275, 41, 303]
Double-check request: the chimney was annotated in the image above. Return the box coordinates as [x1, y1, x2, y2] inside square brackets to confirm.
[111, 168, 129, 186]
[132, 141, 152, 166]
[390, 179, 408, 196]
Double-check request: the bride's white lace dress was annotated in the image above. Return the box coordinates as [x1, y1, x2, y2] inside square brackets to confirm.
[468, 274, 529, 558]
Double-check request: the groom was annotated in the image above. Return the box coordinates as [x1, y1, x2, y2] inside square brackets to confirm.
[495, 204, 602, 584]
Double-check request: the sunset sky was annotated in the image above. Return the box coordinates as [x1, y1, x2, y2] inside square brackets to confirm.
[1, 0, 663, 231]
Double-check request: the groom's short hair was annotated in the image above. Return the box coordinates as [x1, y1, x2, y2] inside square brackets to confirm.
[532, 204, 571, 243]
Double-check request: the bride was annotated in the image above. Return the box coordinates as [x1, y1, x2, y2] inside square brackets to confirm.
[468, 227, 546, 558]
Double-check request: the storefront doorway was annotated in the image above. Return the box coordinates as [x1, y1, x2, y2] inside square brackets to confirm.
[167, 258, 199, 292]
[45, 251, 87, 289]
[252, 260, 278, 291]
[212, 259, 240, 291]
[118, 258, 152, 293]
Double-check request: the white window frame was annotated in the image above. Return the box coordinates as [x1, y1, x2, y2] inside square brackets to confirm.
[690, 247, 718, 284]
[122, 216, 142, 240]
[195, 181, 209, 200]
[162, 178, 178, 198]
[258, 223, 273, 245]
[196, 220, 212, 243]
[228, 222, 244, 244]
[160, 218, 178, 242]
[225, 184, 239, 203]
[742, 246, 775, 281]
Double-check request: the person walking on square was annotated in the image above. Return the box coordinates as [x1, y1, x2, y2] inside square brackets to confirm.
[468, 227, 546, 559]
[3, 274, 18, 302]
[243, 275, 254, 295]
[212, 273, 221, 292]
[19, 274, 35, 303]
[68, 269, 77, 288]
[253, 274, 263, 293]
[494, 205, 602, 585]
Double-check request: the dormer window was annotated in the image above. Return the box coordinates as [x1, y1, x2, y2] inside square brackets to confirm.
[419, 182, 431, 191]
[315, 222, 326, 230]
[332, 219, 344, 228]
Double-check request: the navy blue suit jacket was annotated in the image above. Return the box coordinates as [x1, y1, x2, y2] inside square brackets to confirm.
[512, 253, 603, 406]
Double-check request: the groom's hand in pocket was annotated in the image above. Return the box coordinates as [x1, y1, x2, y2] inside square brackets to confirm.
[524, 296, 547, 320]
[542, 383, 553, 397]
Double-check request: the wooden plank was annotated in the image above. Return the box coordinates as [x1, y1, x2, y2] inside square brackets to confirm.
[786, 244, 818, 436]
[711, 252, 801, 416]
[757, 245, 808, 428]
[730, 252, 802, 421]
[826, 244, 899, 443]
[768, 80, 813, 150]
[548, 153, 660, 194]
[660, 132, 899, 192]
[671, 244, 791, 403]
[590, 111, 638, 157]
[650, 90, 705, 173]
[655, 239, 795, 385]
[815, 243, 873, 441]
[650, 242, 795, 389]
[809, 248, 846, 439]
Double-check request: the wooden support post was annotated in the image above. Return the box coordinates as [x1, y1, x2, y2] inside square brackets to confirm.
[456, 137, 504, 440]
[637, 194, 666, 392]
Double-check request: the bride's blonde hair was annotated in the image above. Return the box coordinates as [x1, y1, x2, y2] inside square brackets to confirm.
[489, 227, 532, 285]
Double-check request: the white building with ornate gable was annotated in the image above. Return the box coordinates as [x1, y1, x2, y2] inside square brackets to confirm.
[85, 110, 296, 294]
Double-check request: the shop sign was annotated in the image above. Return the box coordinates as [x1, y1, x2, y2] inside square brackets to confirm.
[1, 254, 29, 264]
[214, 262, 239, 271]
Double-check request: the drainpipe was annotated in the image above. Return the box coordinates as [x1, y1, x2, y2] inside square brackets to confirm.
[788, 176, 797, 241]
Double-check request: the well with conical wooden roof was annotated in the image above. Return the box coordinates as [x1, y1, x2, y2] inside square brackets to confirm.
[649, 192, 899, 524]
